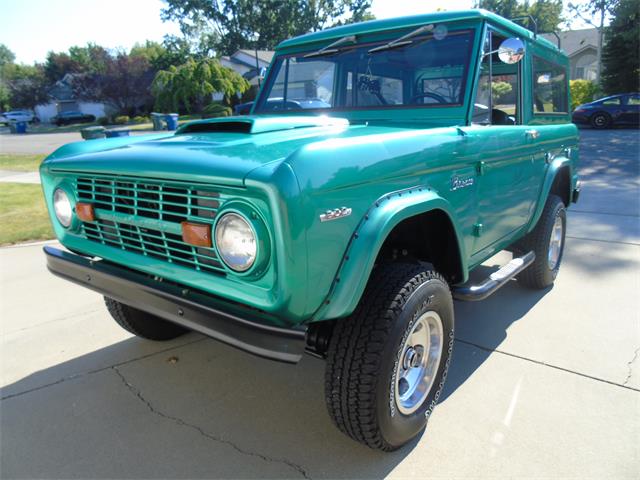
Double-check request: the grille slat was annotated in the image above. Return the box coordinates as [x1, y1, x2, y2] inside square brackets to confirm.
[76, 176, 226, 274]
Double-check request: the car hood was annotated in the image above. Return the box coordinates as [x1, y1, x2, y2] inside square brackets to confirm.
[43, 115, 448, 186]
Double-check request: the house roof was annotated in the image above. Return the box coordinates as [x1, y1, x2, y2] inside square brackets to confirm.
[237, 49, 275, 64]
[542, 28, 598, 57]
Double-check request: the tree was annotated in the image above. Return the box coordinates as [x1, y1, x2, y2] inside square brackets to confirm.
[44, 43, 111, 83]
[161, 0, 374, 55]
[570, 79, 599, 108]
[492, 81, 513, 102]
[73, 52, 155, 115]
[2, 63, 49, 109]
[0, 44, 15, 110]
[601, 0, 640, 93]
[0, 44, 15, 68]
[567, 0, 618, 83]
[475, 0, 563, 33]
[151, 58, 249, 112]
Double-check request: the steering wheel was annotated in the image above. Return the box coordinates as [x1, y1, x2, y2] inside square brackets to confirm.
[411, 92, 448, 104]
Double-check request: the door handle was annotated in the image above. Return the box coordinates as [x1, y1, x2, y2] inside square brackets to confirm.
[525, 129, 540, 139]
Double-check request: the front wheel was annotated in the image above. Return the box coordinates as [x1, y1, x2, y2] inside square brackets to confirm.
[324, 263, 454, 451]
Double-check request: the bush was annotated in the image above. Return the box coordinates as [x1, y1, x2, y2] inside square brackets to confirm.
[97, 117, 109, 126]
[132, 115, 149, 124]
[570, 80, 599, 110]
[201, 103, 232, 118]
[114, 115, 130, 125]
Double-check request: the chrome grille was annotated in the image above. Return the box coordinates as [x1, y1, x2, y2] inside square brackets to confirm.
[76, 177, 220, 222]
[75, 176, 227, 274]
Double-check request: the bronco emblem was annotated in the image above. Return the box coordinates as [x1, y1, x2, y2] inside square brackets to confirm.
[450, 175, 475, 191]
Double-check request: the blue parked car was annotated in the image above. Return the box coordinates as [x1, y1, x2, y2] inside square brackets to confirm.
[572, 93, 640, 129]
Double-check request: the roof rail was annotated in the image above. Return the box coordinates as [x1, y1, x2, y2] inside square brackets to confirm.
[548, 31, 562, 49]
[509, 15, 538, 38]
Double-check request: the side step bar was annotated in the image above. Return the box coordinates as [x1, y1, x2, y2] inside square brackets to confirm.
[452, 251, 535, 301]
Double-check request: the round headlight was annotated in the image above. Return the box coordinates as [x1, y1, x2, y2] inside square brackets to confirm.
[53, 188, 72, 227]
[215, 213, 257, 272]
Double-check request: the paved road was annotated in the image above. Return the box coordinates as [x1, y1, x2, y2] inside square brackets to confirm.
[1, 129, 638, 478]
[0, 130, 149, 155]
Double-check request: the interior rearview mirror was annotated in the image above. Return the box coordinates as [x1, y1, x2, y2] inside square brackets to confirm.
[498, 38, 525, 64]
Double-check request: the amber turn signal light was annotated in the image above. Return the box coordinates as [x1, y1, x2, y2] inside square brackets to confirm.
[181, 222, 212, 248]
[75, 202, 95, 222]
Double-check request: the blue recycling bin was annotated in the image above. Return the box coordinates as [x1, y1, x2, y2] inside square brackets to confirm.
[105, 129, 130, 138]
[165, 113, 179, 131]
[15, 121, 27, 134]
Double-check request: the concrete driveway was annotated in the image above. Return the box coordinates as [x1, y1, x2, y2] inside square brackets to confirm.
[1, 129, 638, 479]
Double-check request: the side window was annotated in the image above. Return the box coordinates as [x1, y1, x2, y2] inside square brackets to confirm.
[472, 30, 520, 125]
[627, 95, 640, 105]
[532, 56, 568, 113]
[602, 97, 621, 105]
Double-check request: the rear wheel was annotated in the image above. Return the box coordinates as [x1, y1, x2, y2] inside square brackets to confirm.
[104, 297, 188, 340]
[324, 263, 454, 451]
[590, 112, 611, 129]
[515, 194, 566, 289]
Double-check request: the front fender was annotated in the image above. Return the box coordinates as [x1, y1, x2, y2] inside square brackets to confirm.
[312, 186, 466, 321]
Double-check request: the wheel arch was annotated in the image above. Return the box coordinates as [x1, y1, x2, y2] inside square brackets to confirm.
[527, 156, 574, 233]
[311, 187, 467, 321]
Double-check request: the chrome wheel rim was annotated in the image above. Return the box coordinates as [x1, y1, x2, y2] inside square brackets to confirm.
[394, 311, 444, 415]
[594, 115, 606, 127]
[548, 214, 564, 270]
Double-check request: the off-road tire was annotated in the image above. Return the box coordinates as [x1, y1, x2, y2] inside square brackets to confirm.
[516, 194, 566, 289]
[104, 297, 188, 340]
[590, 112, 611, 129]
[324, 263, 454, 451]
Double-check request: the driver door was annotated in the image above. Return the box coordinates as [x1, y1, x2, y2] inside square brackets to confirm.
[466, 29, 541, 257]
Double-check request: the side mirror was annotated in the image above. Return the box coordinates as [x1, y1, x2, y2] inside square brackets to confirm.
[498, 38, 525, 64]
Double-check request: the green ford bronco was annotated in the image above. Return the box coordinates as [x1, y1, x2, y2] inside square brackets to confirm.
[42, 10, 579, 450]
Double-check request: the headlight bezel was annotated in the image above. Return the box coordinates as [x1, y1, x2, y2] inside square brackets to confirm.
[213, 203, 270, 276]
[53, 187, 74, 228]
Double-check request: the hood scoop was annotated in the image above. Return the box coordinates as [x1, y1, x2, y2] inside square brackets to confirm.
[176, 115, 349, 135]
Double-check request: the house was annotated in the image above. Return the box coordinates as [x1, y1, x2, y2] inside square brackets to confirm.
[542, 28, 598, 81]
[220, 49, 275, 85]
[34, 74, 111, 123]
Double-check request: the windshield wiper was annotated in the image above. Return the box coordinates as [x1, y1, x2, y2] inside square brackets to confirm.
[304, 35, 357, 58]
[368, 24, 433, 54]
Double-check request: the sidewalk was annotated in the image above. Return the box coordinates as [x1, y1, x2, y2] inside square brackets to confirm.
[0, 170, 41, 184]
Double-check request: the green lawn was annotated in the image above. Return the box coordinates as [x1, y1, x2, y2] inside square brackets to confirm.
[0, 183, 53, 245]
[0, 154, 46, 172]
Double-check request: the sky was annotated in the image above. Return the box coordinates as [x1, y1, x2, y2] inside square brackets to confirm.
[1, 0, 593, 64]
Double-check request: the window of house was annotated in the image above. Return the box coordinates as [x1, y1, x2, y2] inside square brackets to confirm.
[533, 56, 568, 113]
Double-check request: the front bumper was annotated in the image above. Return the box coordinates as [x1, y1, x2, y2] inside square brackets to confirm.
[44, 246, 306, 363]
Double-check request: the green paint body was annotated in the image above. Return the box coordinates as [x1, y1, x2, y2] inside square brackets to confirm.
[40, 10, 579, 327]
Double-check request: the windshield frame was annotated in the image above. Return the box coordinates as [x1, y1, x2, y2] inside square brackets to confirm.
[254, 26, 477, 115]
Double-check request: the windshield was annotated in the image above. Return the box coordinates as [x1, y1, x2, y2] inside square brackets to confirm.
[255, 26, 474, 113]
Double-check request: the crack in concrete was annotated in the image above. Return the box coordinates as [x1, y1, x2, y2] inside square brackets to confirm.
[455, 338, 640, 393]
[623, 347, 639, 386]
[112, 366, 311, 479]
[0, 337, 206, 401]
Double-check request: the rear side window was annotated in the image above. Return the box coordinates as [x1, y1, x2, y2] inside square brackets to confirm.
[532, 56, 568, 114]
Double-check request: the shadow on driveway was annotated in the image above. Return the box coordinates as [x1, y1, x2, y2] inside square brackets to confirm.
[0, 275, 551, 479]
